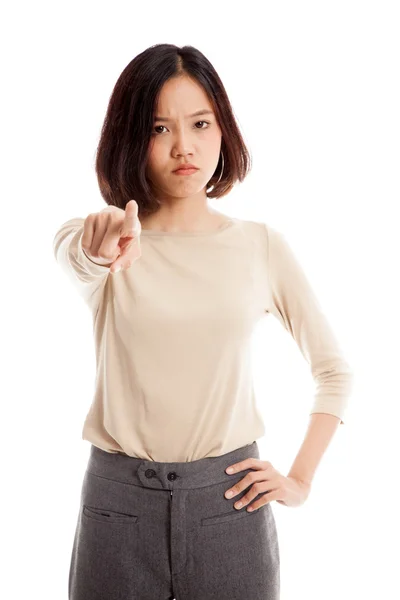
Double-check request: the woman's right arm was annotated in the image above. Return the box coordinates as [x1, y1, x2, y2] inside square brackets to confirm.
[52, 200, 142, 311]
[52, 217, 112, 311]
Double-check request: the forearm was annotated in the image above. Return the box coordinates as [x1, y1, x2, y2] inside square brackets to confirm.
[286, 413, 341, 485]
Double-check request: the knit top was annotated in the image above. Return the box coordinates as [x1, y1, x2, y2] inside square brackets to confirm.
[52, 216, 353, 461]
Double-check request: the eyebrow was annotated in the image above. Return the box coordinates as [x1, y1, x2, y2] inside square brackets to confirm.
[154, 109, 214, 122]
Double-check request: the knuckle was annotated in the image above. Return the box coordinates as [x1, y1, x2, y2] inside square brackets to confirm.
[111, 209, 122, 220]
[84, 214, 94, 227]
[97, 247, 114, 260]
[100, 206, 115, 215]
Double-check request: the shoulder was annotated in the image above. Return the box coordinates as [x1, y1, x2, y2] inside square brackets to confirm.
[233, 218, 284, 246]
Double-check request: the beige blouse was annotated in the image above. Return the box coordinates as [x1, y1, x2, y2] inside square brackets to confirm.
[53, 216, 353, 462]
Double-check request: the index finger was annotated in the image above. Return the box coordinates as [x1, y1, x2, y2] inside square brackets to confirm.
[121, 200, 140, 237]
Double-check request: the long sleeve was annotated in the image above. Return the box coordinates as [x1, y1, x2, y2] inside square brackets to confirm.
[264, 224, 353, 424]
[52, 217, 111, 312]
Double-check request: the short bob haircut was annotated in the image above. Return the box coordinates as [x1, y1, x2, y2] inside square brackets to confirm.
[95, 43, 252, 219]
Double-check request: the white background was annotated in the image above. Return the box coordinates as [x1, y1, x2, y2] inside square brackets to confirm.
[2, 1, 399, 598]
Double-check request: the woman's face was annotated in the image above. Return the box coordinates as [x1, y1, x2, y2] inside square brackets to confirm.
[145, 75, 222, 201]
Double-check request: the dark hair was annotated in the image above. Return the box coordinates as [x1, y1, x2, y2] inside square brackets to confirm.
[95, 43, 252, 218]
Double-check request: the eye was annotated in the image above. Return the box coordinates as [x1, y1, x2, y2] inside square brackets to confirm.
[152, 121, 211, 135]
[153, 125, 166, 134]
[194, 120, 211, 129]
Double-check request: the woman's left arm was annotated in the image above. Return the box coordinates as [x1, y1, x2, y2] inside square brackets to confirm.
[264, 223, 354, 482]
[286, 412, 341, 485]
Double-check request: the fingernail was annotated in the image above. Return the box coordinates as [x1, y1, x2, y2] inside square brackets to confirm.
[113, 266, 121, 273]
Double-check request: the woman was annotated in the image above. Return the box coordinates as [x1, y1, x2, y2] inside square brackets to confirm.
[53, 43, 353, 600]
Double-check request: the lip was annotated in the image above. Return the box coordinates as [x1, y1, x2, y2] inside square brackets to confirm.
[173, 164, 199, 172]
[173, 168, 198, 176]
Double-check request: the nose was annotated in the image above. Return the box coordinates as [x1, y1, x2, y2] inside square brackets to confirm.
[172, 128, 194, 158]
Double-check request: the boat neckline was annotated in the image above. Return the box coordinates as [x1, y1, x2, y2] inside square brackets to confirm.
[139, 218, 238, 237]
